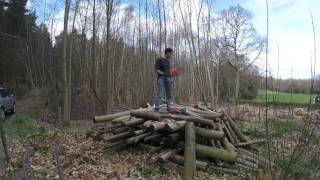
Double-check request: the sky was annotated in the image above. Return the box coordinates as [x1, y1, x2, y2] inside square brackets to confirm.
[215, 0, 320, 79]
[27, 0, 320, 79]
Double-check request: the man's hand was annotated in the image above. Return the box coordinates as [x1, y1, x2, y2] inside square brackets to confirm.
[156, 70, 166, 75]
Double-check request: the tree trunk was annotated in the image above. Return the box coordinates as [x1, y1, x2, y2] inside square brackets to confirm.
[235, 68, 240, 104]
[67, 0, 80, 121]
[62, 0, 71, 123]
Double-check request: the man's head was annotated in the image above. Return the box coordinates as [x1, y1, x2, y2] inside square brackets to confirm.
[164, 48, 173, 59]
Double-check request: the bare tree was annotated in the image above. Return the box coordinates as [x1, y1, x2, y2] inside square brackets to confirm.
[215, 5, 264, 105]
[62, 0, 71, 122]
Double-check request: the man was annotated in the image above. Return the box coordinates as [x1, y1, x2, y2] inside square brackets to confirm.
[154, 48, 174, 112]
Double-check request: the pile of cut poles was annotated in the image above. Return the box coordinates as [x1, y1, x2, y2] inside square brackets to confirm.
[89, 104, 271, 178]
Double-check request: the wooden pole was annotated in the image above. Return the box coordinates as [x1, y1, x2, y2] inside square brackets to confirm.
[0, 115, 9, 163]
[184, 122, 196, 180]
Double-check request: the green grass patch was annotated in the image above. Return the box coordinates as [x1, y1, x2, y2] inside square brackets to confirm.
[4, 114, 48, 143]
[251, 90, 316, 104]
[238, 121, 262, 138]
[268, 119, 304, 137]
[137, 164, 161, 178]
[272, 147, 320, 178]
[238, 119, 304, 138]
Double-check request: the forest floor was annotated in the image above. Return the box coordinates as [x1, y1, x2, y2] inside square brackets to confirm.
[1, 91, 320, 179]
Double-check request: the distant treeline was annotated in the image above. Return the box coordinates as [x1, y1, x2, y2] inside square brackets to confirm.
[260, 77, 320, 95]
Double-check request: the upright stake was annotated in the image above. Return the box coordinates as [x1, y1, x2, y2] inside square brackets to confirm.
[0, 115, 9, 164]
[184, 122, 196, 180]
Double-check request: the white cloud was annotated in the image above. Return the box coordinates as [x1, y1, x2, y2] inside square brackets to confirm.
[239, 0, 320, 79]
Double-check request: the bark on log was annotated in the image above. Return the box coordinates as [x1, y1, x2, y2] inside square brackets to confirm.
[161, 133, 181, 145]
[138, 143, 162, 153]
[144, 133, 168, 142]
[103, 131, 132, 141]
[237, 157, 259, 169]
[210, 166, 238, 175]
[196, 144, 237, 163]
[189, 108, 222, 117]
[142, 120, 154, 128]
[111, 115, 131, 124]
[235, 139, 267, 147]
[123, 118, 145, 126]
[238, 148, 273, 168]
[214, 139, 223, 148]
[92, 124, 122, 134]
[238, 153, 259, 165]
[144, 121, 166, 131]
[222, 126, 235, 144]
[184, 122, 196, 180]
[222, 117, 239, 143]
[165, 121, 186, 132]
[224, 113, 249, 142]
[158, 149, 179, 163]
[106, 142, 131, 152]
[130, 111, 161, 121]
[216, 122, 236, 151]
[94, 111, 130, 123]
[185, 110, 203, 118]
[127, 132, 152, 144]
[132, 130, 144, 136]
[131, 111, 215, 127]
[237, 163, 262, 173]
[171, 155, 208, 170]
[195, 127, 224, 140]
[162, 114, 215, 127]
[192, 113, 221, 120]
[113, 127, 129, 134]
[105, 139, 127, 148]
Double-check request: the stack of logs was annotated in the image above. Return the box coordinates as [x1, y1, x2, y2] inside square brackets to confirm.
[89, 105, 270, 178]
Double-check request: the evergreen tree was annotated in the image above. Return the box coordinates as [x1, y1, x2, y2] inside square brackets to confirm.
[5, 0, 36, 36]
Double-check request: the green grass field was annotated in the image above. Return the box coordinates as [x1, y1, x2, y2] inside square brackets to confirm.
[253, 90, 316, 104]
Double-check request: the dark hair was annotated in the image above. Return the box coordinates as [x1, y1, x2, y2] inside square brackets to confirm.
[165, 48, 173, 54]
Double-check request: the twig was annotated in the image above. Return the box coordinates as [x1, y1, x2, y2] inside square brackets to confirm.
[53, 144, 65, 180]
[21, 148, 35, 180]
[264, 0, 272, 169]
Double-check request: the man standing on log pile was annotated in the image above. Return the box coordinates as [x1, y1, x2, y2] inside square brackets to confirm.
[154, 48, 180, 113]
